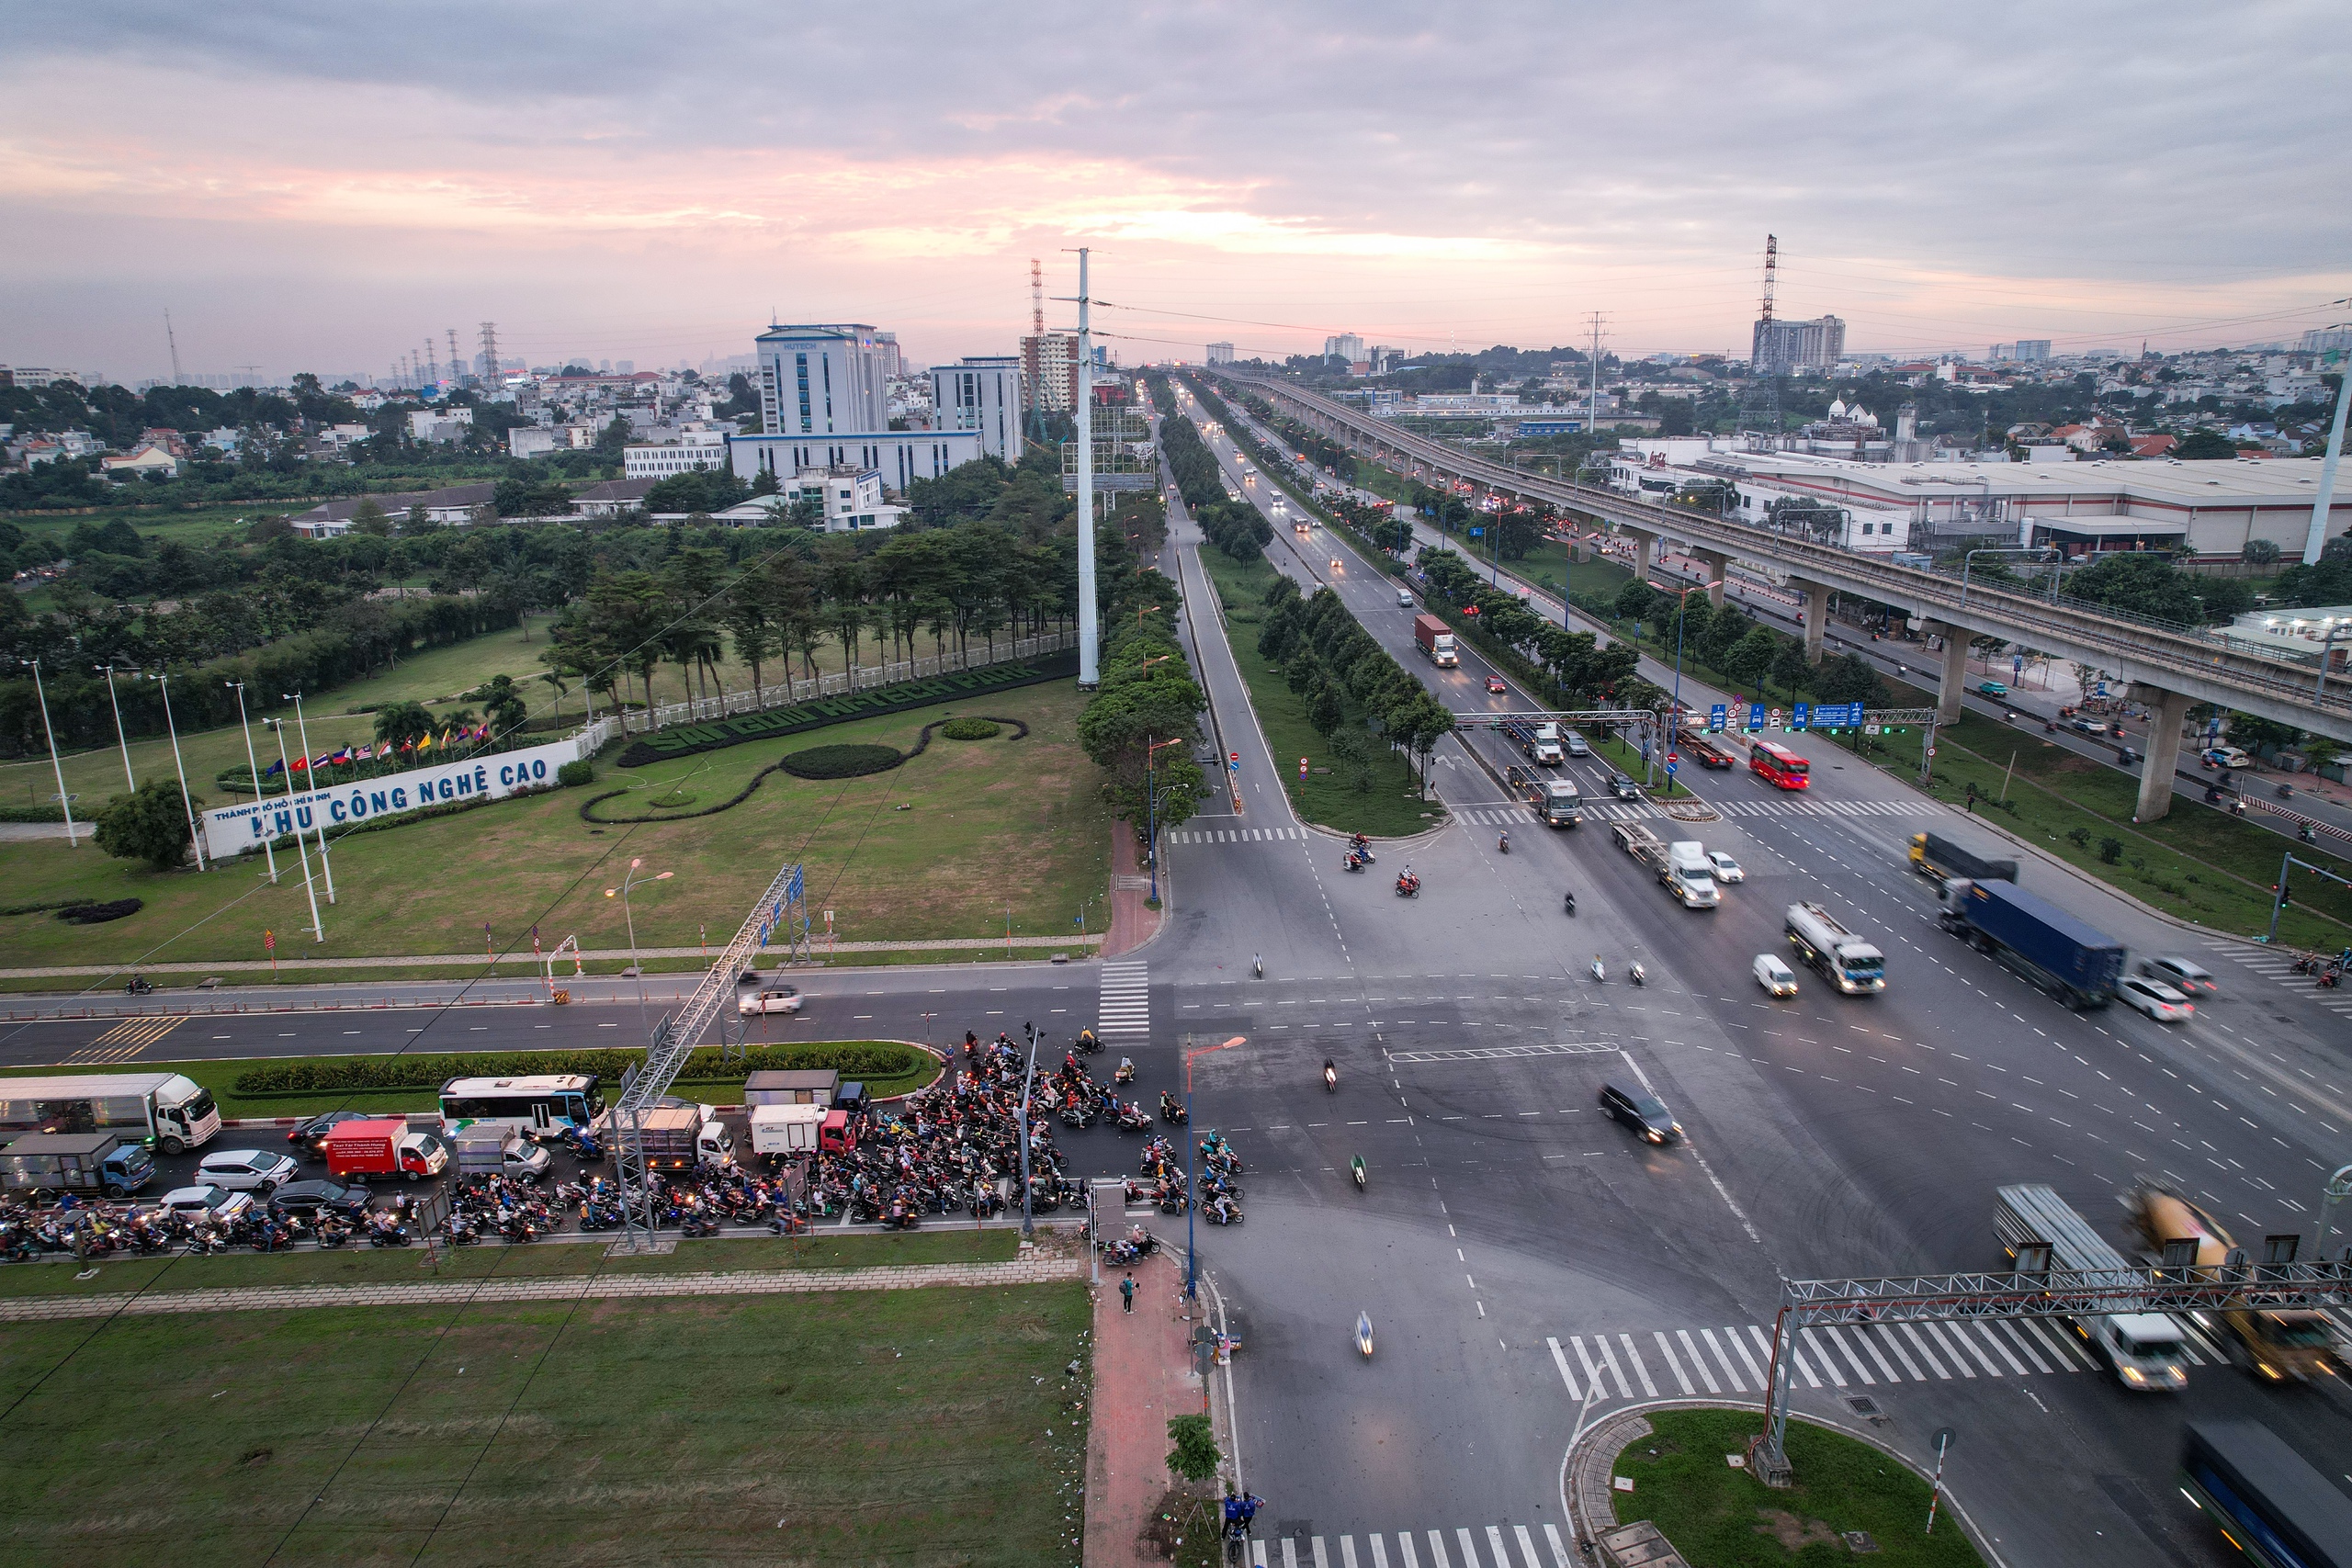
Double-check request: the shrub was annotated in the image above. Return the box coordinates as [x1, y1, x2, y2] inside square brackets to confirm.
[57, 899, 143, 924]
[2098, 837, 2123, 864]
[230, 1042, 922, 1096]
[2065, 827, 2092, 850]
[781, 743, 903, 780]
[940, 716, 1001, 740]
[557, 759, 594, 787]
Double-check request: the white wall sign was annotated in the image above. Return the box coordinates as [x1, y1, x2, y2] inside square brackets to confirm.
[201, 738, 583, 860]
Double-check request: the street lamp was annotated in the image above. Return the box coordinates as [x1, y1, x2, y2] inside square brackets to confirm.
[1017, 1022, 1042, 1241]
[605, 857, 673, 1031]
[263, 717, 325, 943]
[94, 663, 135, 793]
[1182, 1034, 1246, 1302]
[285, 693, 334, 904]
[1145, 735, 1185, 903]
[154, 672, 203, 871]
[20, 660, 78, 849]
[226, 682, 277, 883]
[1652, 579, 1721, 796]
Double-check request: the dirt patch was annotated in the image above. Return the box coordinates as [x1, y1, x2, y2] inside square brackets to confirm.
[1137, 1485, 1219, 1561]
[1754, 1507, 1843, 1551]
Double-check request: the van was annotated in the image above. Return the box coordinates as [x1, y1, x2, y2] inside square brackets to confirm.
[1396, 588, 1414, 608]
[1599, 1082, 1681, 1145]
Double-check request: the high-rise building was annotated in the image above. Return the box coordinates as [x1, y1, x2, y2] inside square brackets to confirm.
[2299, 327, 2352, 354]
[1205, 342, 1236, 365]
[1749, 315, 1846, 375]
[733, 321, 982, 491]
[2012, 339, 2052, 363]
[1323, 333, 1364, 363]
[930, 355, 1026, 462]
[874, 331, 903, 378]
[1022, 332, 1080, 412]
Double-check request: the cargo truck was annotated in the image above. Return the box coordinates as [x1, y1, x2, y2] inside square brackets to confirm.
[1506, 764, 1581, 827]
[1681, 735, 1736, 770]
[1908, 831, 2018, 886]
[1938, 877, 2123, 1009]
[1611, 824, 1718, 907]
[1994, 1182, 2187, 1389]
[452, 1124, 550, 1182]
[0, 1070, 222, 1155]
[2180, 1420, 2352, 1568]
[1412, 614, 1459, 668]
[611, 1105, 734, 1169]
[750, 1102, 824, 1159]
[2122, 1182, 2336, 1384]
[742, 1069, 840, 1108]
[322, 1118, 449, 1182]
[1504, 718, 1564, 766]
[1783, 902, 1886, 994]
[0, 1131, 156, 1200]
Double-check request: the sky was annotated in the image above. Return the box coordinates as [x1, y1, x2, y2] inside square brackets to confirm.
[6, 1, 2349, 384]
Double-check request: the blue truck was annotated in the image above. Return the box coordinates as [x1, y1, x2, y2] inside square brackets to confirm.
[1938, 877, 2125, 1009]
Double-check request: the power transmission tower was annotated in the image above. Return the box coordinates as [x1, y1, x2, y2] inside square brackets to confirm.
[1027, 258, 1049, 448]
[1737, 235, 1783, 447]
[164, 310, 184, 386]
[479, 321, 500, 389]
[1586, 311, 1608, 436]
[447, 328, 462, 386]
[424, 340, 438, 388]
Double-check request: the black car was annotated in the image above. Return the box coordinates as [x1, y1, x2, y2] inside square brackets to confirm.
[288, 1110, 376, 1154]
[1606, 773, 1641, 800]
[268, 1179, 373, 1218]
[1599, 1081, 1682, 1145]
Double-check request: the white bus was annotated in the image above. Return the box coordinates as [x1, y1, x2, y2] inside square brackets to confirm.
[437, 1075, 604, 1135]
[0, 1072, 222, 1155]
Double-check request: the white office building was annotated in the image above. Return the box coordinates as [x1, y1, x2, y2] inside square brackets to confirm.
[1206, 342, 1236, 366]
[624, 424, 730, 479]
[1324, 333, 1364, 363]
[930, 355, 1025, 462]
[731, 321, 983, 491]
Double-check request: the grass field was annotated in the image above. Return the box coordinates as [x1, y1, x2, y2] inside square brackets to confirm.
[1612, 1408, 1984, 1567]
[0, 1279, 1090, 1564]
[10, 500, 275, 549]
[1193, 547, 1437, 838]
[0, 1228, 1019, 1299]
[0, 680, 1112, 970]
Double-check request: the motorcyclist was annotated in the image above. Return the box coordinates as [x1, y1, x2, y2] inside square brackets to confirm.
[1498, 829, 1510, 853]
[1564, 889, 1576, 914]
[1322, 1058, 1337, 1092]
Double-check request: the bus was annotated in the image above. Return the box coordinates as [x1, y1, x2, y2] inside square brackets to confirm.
[2180, 1420, 2351, 1568]
[437, 1075, 604, 1135]
[1750, 741, 1810, 791]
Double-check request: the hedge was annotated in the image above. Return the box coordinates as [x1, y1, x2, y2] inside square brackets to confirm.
[940, 716, 1001, 740]
[231, 1042, 924, 1097]
[58, 899, 144, 925]
[781, 743, 904, 780]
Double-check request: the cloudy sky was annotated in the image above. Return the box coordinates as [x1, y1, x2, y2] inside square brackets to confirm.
[6, 1, 2347, 383]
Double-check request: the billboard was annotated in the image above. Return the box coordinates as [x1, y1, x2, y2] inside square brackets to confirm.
[201, 738, 582, 861]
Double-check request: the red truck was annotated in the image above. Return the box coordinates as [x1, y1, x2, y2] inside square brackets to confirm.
[1412, 614, 1459, 668]
[322, 1117, 451, 1182]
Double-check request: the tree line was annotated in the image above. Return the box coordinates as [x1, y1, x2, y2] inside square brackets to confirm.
[1256, 577, 1456, 793]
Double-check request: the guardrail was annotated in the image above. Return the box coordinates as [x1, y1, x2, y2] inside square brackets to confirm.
[1225, 374, 2352, 728]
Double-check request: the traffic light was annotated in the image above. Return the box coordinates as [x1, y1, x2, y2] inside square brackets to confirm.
[2275, 880, 2292, 908]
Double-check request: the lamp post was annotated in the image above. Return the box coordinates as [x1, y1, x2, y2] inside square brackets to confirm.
[1018, 1023, 1040, 1240]
[264, 718, 324, 942]
[2312, 619, 2347, 705]
[1182, 1034, 1247, 1302]
[285, 693, 334, 904]
[604, 858, 673, 1032]
[227, 682, 277, 882]
[1654, 578, 1721, 796]
[23, 660, 77, 848]
[95, 663, 135, 793]
[156, 673, 203, 870]
[1145, 735, 1184, 904]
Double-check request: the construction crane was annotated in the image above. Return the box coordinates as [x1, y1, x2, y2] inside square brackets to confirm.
[610, 860, 809, 1247]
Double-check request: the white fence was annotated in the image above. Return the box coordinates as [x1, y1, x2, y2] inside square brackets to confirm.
[569, 628, 1078, 756]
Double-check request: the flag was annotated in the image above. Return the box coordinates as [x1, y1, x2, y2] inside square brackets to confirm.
[311, 753, 333, 770]
[263, 758, 283, 777]
[417, 731, 432, 752]
[290, 754, 309, 773]
[356, 744, 374, 761]
[437, 729, 451, 749]
[331, 747, 352, 765]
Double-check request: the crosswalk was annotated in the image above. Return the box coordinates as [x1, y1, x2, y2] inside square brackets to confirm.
[1098, 961, 1150, 1038]
[1164, 824, 1310, 845]
[63, 1014, 185, 1065]
[2206, 939, 2352, 1018]
[1250, 1522, 1572, 1568]
[1452, 798, 1939, 828]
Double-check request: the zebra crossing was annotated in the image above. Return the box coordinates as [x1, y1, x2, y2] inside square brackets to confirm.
[1097, 961, 1150, 1038]
[1541, 1307, 2278, 1404]
[1250, 1521, 1572, 1568]
[1452, 797, 1939, 829]
[1163, 823, 1310, 845]
[63, 1014, 185, 1065]
[2207, 939, 2352, 1017]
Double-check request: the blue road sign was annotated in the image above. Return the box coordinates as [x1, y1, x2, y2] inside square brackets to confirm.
[1747, 703, 1767, 731]
[1792, 702, 1810, 731]
[1469, 527, 1484, 536]
[1665, 761, 1679, 776]
[1709, 704, 1727, 732]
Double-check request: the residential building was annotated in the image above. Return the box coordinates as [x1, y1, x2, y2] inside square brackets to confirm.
[1206, 342, 1236, 366]
[409, 406, 474, 443]
[929, 355, 1026, 462]
[873, 331, 903, 378]
[317, 423, 371, 451]
[623, 423, 731, 479]
[102, 445, 181, 479]
[1022, 331, 1079, 413]
[2013, 339, 2052, 362]
[2298, 327, 2352, 354]
[571, 478, 657, 518]
[1323, 333, 1364, 363]
[733, 321, 986, 491]
[289, 483, 497, 534]
[1749, 314, 1846, 375]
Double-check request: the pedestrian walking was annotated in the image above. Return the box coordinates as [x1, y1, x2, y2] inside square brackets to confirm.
[1120, 1272, 1136, 1314]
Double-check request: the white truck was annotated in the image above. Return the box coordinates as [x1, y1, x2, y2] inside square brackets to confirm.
[1783, 901, 1886, 994]
[1611, 824, 1718, 908]
[1995, 1183, 2189, 1391]
[750, 1102, 824, 1158]
[0, 1071, 223, 1156]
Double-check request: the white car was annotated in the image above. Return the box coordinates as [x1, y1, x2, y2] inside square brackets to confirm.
[2116, 976, 2194, 1022]
[1753, 953, 1799, 998]
[153, 1185, 254, 1222]
[1707, 852, 1746, 884]
[196, 1148, 300, 1192]
[739, 985, 803, 1017]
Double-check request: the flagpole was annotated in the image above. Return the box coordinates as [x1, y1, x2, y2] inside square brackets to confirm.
[287, 692, 335, 904]
[267, 717, 324, 942]
[158, 673, 204, 871]
[229, 681, 277, 883]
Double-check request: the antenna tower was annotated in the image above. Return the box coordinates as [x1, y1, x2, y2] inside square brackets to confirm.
[479, 321, 501, 388]
[1585, 311, 1607, 438]
[1760, 233, 1778, 324]
[1031, 257, 1045, 336]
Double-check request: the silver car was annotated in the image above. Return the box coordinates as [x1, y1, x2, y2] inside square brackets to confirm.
[195, 1148, 300, 1192]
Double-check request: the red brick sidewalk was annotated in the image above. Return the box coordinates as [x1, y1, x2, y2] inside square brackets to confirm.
[1102, 823, 1163, 959]
[1084, 1247, 1209, 1565]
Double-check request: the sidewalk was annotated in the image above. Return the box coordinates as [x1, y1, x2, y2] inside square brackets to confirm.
[1085, 1248, 1215, 1567]
[1103, 824, 1164, 959]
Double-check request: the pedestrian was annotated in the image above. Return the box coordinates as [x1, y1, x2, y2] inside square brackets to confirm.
[1120, 1272, 1136, 1314]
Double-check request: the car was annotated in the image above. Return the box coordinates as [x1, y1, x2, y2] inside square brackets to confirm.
[196, 1148, 300, 1193]
[1607, 772, 1641, 800]
[1396, 588, 1414, 607]
[1564, 731, 1590, 758]
[268, 1178, 373, 1218]
[1707, 852, 1746, 884]
[2138, 955, 2217, 995]
[2070, 717, 2109, 737]
[153, 1185, 254, 1222]
[1599, 1080, 1682, 1145]
[740, 985, 803, 1016]
[288, 1110, 377, 1154]
[1752, 953, 1799, 998]
[1976, 680, 2008, 698]
[2116, 976, 2194, 1022]
[2199, 746, 2254, 770]
[1486, 675, 1509, 694]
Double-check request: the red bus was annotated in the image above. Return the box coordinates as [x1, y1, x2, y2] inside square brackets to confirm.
[1749, 741, 1810, 791]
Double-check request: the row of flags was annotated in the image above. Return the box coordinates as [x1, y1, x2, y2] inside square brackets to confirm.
[258, 725, 493, 776]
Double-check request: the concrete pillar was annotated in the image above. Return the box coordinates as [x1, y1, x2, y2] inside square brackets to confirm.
[2131, 684, 2191, 823]
[1627, 529, 1656, 581]
[1794, 580, 1828, 664]
[1930, 623, 1968, 722]
[1693, 548, 1730, 608]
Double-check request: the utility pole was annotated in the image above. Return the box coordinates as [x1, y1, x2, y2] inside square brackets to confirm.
[1075, 248, 1099, 686]
[164, 310, 184, 386]
[2303, 335, 2348, 567]
[227, 682, 277, 882]
[1587, 312, 1606, 438]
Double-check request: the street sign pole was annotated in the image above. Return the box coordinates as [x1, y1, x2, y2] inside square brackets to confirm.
[1925, 1427, 1954, 1534]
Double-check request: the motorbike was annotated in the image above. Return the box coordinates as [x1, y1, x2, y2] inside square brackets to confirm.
[1204, 1196, 1242, 1225]
[1159, 1091, 1188, 1125]
[1114, 1058, 1136, 1086]
[1355, 1312, 1375, 1359]
[1344, 852, 1366, 873]
[1590, 957, 1606, 984]
[123, 977, 153, 996]
[2292, 953, 2318, 975]
[1322, 1060, 1337, 1094]
[1348, 835, 1374, 864]
[1076, 1029, 1102, 1055]
[1253, 953, 1263, 978]
[1498, 831, 1510, 854]
[1350, 1156, 1366, 1192]
[1114, 1101, 1152, 1133]
[1395, 871, 1420, 897]
[2322, 967, 2342, 990]
[1630, 962, 1646, 987]
[1564, 890, 1576, 916]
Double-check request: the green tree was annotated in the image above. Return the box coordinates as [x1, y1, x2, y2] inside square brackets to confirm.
[1166, 1413, 1220, 1483]
[1812, 652, 1884, 706]
[1614, 579, 1657, 624]
[1770, 640, 1817, 695]
[371, 700, 435, 751]
[2173, 428, 2238, 460]
[94, 779, 199, 871]
[1723, 626, 1778, 690]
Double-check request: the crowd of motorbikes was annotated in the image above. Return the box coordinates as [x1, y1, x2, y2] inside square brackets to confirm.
[2290, 949, 2349, 990]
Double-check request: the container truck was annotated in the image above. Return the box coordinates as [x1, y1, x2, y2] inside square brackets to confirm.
[1611, 824, 1717, 907]
[742, 1069, 840, 1108]
[1938, 877, 2123, 1009]
[1681, 735, 1736, 770]
[1506, 764, 1581, 827]
[2180, 1421, 2352, 1568]
[1504, 719, 1564, 766]
[1994, 1182, 2187, 1389]
[2122, 1182, 2336, 1384]
[750, 1102, 824, 1159]
[451, 1124, 550, 1182]
[1412, 614, 1459, 668]
[614, 1105, 733, 1169]
[0, 1131, 156, 1200]
[322, 1118, 449, 1182]
[0, 1071, 222, 1155]
[1783, 902, 1886, 994]
[1908, 831, 2018, 886]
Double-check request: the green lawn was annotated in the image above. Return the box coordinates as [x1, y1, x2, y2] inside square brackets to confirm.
[0, 681, 1112, 967]
[9, 501, 264, 550]
[1193, 547, 1438, 838]
[1613, 1409, 1984, 1567]
[0, 1280, 1090, 1564]
[0, 1228, 1018, 1299]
